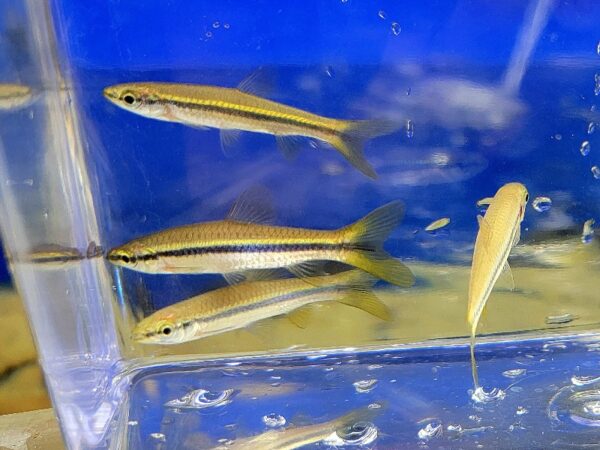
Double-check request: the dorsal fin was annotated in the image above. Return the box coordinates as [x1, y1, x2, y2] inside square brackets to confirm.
[226, 186, 275, 224]
[237, 67, 275, 98]
[476, 197, 494, 207]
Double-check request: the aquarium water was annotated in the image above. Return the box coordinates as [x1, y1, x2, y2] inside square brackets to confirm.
[1, 0, 600, 448]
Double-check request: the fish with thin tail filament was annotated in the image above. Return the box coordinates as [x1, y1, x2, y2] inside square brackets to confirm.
[107, 188, 414, 287]
[133, 270, 390, 345]
[468, 182, 529, 393]
[103, 78, 398, 178]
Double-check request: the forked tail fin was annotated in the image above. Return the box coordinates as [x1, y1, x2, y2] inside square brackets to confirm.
[341, 201, 415, 287]
[329, 119, 398, 179]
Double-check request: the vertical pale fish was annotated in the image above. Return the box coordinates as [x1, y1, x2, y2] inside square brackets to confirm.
[468, 182, 529, 389]
[103, 78, 398, 178]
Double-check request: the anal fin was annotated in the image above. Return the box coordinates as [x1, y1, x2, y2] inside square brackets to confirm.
[288, 305, 313, 328]
[276, 135, 304, 160]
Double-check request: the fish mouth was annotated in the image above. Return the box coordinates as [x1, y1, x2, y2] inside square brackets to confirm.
[103, 87, 119, 101]
[131, 330, 153, 343]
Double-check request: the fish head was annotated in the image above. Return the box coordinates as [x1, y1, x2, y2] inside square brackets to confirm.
[0, 83, 35, 110]
[103, 83, 165, 117]
[132, 314, 186, 344]
[106, 243, 159, 272]
[498, 182, 529, 220]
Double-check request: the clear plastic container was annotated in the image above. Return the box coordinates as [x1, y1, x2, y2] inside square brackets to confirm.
[1, 1, 600, 448]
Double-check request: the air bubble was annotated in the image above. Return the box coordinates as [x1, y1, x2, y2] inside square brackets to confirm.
[325, 66, 335, 78]
[595, 74, 600, 96]
[262, 413, 286, 428]
[471, 386, 506, 404]
[588, 122, 596, 135]
[503, 368, 527, 378]
[205, 31, 213, 38]
[516, 406, 529, 415]
[592, 166, 600, 179]
[532, 196, 552, 212]
[548, 386, 600, 429]
[164, 388, 236, 409]
[597, 40, 600, 56]
[418, 420, 443, 440]
[224, 23, 230, 29]
[353, 379, 378, 393]
[580, 141, 591, 156]
[150, 433, 166, 442]
[572, 375, 600, 387]
[391, 22, 401, 36]
[212, 21, 220, 28]
[378, 10, 386, 20]
[406, 119, 414, 138]
[324, 421, 378, 446]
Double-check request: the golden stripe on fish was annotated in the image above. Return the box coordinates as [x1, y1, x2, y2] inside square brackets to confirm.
[165, 97, 337, 134]
[104, 80, 398, 178]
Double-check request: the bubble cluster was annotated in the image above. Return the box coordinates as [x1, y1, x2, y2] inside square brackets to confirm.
[262, 413, 286, 427]
[164, 388, 236, 409]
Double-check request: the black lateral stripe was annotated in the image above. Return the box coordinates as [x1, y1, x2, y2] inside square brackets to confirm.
[151, 242, 375, 259]
[169, 99, 336, 134]
[30, 255, 83, 264]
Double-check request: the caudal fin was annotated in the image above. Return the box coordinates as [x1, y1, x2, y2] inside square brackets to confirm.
[329, 119, 399, 179]
[341, 202, 415, 287]
[333, 270, 391, 321]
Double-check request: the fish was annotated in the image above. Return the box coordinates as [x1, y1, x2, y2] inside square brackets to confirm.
[424, 217, 450, 232]
[467, 182, 529, 388]
[132, 270, 390, 344]
[215, 405, 381, 450]
[21, 242, 102, 267]
[0, 83, 34, 110]
[107, 188, 414, 287]
[103, 78, 398, 178]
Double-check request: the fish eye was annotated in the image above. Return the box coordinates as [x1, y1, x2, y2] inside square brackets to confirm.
[525, 194, 529, 202]
[121, 254, 130, 263]
[122, 93, 136, 105]
[161, 325, 172, 336]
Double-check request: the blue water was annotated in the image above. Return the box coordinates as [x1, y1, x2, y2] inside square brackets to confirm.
[4, 0, 600, 448]
[126, 337, 600, 449]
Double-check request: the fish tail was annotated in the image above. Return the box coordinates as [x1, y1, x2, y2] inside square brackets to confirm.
[329, 119, 398, 179]
[333, 403, 386, 430]
[340, 202, 415, 287]
[334, 270, 391, 321]
[470, 333, 480, 389]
